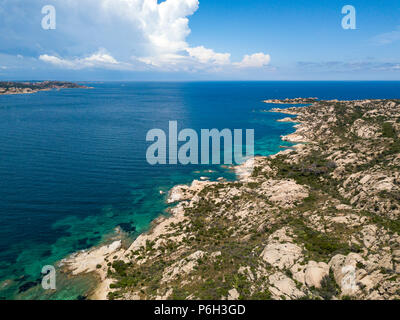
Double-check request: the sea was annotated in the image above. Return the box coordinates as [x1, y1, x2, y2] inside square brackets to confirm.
[0, 81, 399, 299]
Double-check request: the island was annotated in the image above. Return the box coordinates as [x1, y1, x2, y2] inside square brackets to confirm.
[62, 98, 400, 300]
[264, 97, 318, 104]
[0, 81, 90, 95]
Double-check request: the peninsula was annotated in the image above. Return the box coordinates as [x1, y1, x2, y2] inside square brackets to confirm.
[63, 98, 400, 300]
[0, 81, 89, 95]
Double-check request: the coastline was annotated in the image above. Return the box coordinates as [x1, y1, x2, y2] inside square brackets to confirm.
[61, 97, 400, 300]
[60, 100, 305, 300]
[0, 81, 90, 96]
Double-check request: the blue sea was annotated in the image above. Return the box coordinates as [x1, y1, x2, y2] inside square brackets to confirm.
[0, 81, 399, 300]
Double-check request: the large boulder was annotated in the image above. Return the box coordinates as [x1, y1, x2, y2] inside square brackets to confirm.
[304, 261, 330, 288]
[260, 179, 309, 208]
[227, 289, 240, 300]
[351, 119, 380, 139]
[290, 260, 329, 288]
[269, 272, 304, 299]
[260, 243, 303, 270]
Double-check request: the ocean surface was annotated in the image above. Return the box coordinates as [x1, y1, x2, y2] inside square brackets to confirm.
[0, 81, 399, 300]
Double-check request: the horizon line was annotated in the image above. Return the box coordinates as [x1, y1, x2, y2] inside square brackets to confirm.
[2, 79, 400, 83]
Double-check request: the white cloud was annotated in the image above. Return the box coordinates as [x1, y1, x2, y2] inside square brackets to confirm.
[234, 53, 271, 68]
[371, 26, 400, 45]
[39, 50, 122, 70]
[33, 0, 271, 72]
[297, 60, 400, 72]
[186, 46, 231, 65]
[83, 51, 119, 65]
[39, 55, 74, 68]
[99, 0, 199, 54]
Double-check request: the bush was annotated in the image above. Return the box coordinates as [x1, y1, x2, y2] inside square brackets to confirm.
[382, 122, 396, 138]
[314, 271, 340, 300]
[112, 260, 128, 276]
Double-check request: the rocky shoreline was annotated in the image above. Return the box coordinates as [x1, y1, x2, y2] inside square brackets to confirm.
[62, 98, 400, 300]
[264, 97, 318, 104]
[0, 81, 90, 95]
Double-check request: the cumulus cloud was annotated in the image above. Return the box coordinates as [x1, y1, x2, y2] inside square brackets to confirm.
[99, 0, 199, 55]
[39, 50, 121, 69]
[186, 46, 231, 65]
[234, 53, 271, 68]
[39, 55, 74, 68]
[0, 0, 271, 73]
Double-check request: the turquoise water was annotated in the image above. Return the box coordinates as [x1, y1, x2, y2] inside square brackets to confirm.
[0, 81, 399, 300]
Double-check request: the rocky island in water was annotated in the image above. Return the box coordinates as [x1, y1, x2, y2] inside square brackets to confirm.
[0, 81, 89, 95]
[62, 98, 400, 300]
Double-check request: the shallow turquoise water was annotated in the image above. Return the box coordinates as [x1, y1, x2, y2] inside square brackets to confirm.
[0, 81, 399, 299]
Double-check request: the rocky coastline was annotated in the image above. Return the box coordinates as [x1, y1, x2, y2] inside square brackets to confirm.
[0, 81, 90, 95]
[264, 97, 318, 104]
[62, 98, 400, 300]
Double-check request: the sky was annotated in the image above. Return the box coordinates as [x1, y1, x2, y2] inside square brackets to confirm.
[0, 0, 400, 81]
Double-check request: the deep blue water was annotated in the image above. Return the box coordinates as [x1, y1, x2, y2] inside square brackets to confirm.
[0, 81, 399, 299]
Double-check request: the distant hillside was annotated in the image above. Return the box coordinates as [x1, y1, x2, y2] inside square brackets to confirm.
[0, 81, 89, 95]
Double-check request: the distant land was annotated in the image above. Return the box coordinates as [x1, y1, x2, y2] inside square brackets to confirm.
[0, 81, 90, 95]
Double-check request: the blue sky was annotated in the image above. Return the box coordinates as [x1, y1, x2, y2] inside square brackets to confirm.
[0, 0, 399, 80]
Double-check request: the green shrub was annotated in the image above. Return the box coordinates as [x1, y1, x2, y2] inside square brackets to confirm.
[382, 122, 396, 138]
[112, 260, 128, 276]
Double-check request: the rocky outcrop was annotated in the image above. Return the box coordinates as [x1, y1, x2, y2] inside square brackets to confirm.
[260, 179, 309, 208]
[261, 243, 303, 270]
[351, 119, 381, 139]
[168, 180, 216, 203]
[264, 97, 318, 104]
[268, 272, 304, 299]
[161, 251, 205, 283]
[304, 261, 330, 288]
